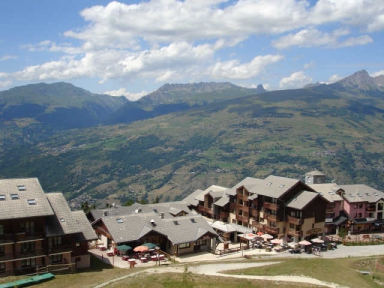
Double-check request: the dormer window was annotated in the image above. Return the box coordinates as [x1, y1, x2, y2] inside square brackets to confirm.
[11, 194, 19, 200]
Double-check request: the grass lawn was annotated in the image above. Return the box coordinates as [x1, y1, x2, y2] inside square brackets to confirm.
[223, 256, 384, 288]
[1, 255, 384, 288]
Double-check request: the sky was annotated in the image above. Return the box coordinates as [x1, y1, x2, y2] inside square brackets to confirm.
[0, 0, 383, 101]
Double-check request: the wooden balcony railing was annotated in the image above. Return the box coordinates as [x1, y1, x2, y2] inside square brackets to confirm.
[265, 213, 280, 222]
[197, 206, 213, 215]
[250, 209, 259, 218]
[366, 206, 376, 212]
[287, 215, 303, 225]
[235, 214, 249, 224]
[48, 245, 73, 255]
[263, 202, 278, 210]
[264, 226, 279, 234]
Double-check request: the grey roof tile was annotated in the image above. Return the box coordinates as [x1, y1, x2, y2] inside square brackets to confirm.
[0, 178, 54, 220]
[338, 184, 384, 203]
[72, 210, 98, 241]
[286, 191, 318, 210]
[46, 193, 81, 236]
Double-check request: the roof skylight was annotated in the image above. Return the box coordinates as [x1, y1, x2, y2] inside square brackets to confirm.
[27, 199, 36, 205]
[17, 185, 26, 191]
[116, 218, 123, 223]
[11, 194, 19, 200]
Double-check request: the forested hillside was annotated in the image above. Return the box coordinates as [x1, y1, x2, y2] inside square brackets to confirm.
[1, 71, 384, 207]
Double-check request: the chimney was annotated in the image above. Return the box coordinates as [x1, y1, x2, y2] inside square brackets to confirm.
[159, 213, 164, 219]
[150, 219, 156, 226]
[102, 211, 108, 216]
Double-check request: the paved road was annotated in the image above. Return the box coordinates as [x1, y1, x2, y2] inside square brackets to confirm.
[93, 244, 384, 287]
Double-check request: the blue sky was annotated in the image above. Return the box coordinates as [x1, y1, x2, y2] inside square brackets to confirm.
[0, 0, 383, 100]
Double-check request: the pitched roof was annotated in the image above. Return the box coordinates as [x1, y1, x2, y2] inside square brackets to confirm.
[246, 175, 300, 198]
[46, 193, 82, 236]
[0, 178, 54, 220]
[286, 191, 319, 210]
[309, 183, 343, 202]
[338, 184, 384, 203]
[72, 211, 98, 241]
[90, 201, 193, 222]
[225, 177, 262, 196]
[97, 212, 218, 245]
[182, 189, 203, 206]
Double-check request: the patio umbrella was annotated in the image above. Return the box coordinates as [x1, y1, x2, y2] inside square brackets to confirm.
[117, 244, 132, 252]
[298, 240, 312, 245]
[261, 233, 273, 240]
[142, 243, 157, 249]
[311, 238, 324, 244]
[270, 239, 282, 245]
[134, 245, 149, 252]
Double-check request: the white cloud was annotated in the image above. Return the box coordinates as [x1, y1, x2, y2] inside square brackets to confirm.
[4, 0, 384, 89]
[327, 74, 342, 83]
[104, 88, 149, 101]
[0, 80, 12, 88]
[304, 61, 315, 69]
[210, 54, 284, 80]
[371, 70, 384, 77]
[279, 71, 312, 89]
[273, 28, 372, 49]
[0, 55, 17, 61]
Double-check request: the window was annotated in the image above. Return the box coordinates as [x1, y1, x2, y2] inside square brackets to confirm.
[49, 236, 62, 247]
[17, 185, 26, 191]
[11, 194, 19, 200]
[27, 199, 36, 205]
[21, 242, 35, 252]
[0, 195, 5, 201]
[179, 243, 190, 249]
[50, 254, 63, 263]
[21, 258, 36, 267]
[0, 263, 4, 271]
[289, 223, 295, 229]
[196, 239, 207, 246]
[20, 221, 34, 233]
[0, 225, 3, 235]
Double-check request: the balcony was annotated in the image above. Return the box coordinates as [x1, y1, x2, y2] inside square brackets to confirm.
[219, 211, 229, 220]
[252, 222, 264, 230]
[0, 233, 15, 244]
[48, 245, 73, 255]
[15, 231, 44, 243]
[236, 204, 249, 213]
[250, 209, 259, 218]
[287, 215, 303, 225]
[197, 206, 213, 216]
[265, 213, 280, 222]
[264, 226, 279, 234]
[263, 202, 278, 210]
[236, 214, 249, 224]
[366, 206, 376, 212]
[1, 249, 46, 261]
[286, 228, 303, 237]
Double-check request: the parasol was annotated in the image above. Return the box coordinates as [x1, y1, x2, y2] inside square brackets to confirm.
[134, 245, 149, 252]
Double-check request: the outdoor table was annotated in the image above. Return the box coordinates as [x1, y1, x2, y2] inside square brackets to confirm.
[151, 255, 158, 261]
[107, 251, 114, 256]
[159, 254, 165, 260]
[122, 255, 129, 261]
[140, 257, 147, 263]
[99, 246, 107, 251]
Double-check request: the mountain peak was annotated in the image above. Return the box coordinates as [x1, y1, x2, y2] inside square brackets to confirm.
[338, 69, 378, 90]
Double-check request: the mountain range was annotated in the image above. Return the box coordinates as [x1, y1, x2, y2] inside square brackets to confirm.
[1, 70, 384, 206]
